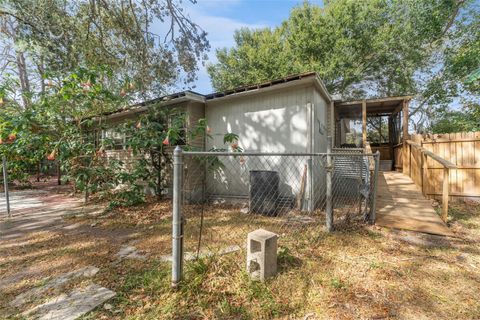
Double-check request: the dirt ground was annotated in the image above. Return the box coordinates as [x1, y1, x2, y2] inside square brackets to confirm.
[1, 183, 479, 319]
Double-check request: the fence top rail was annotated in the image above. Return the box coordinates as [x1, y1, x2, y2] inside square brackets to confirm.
[181, 151, 379, 157]
[332, 147, 364, 151]
[422, 138, 480, 144]
[406, 140, 457, 169]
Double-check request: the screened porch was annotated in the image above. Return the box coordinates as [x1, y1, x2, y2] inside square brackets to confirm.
[333, 96, 411, 171]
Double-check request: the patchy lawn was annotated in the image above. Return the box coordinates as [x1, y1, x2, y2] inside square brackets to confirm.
[1, 196, 479, 319]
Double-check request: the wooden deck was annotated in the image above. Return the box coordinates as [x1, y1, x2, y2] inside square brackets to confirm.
[375, 171, 454, 236]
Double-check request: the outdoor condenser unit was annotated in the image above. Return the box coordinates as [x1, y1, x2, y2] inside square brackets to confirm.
[249, 170, 279, 216]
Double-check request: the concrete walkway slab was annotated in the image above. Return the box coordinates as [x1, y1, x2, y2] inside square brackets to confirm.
[10, 266, 99, 308]
[0, 191, 84, 240]
[0, 189, 121, 319]
[375, 171, 454, 237]
[22, 284, 115, 320]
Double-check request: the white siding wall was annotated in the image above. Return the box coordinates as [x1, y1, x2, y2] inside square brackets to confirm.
[204, 84, 330, 205]
[206, 85, 312, 153]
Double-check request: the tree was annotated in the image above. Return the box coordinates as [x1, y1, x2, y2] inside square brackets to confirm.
[118, 107, 192, 200]
[209, 1, 463, 95]
[1, 65, 242, 208]
[0, 67, 128, 194]
[444, 7, 480, 95]
[410, 4, 479, 132]
[0, 99, 49, 185]
[0, 0, 209, 107]
[207, 0, 478, 131]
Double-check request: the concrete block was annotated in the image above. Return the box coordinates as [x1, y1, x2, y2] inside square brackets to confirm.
[247, 229, 278, 281]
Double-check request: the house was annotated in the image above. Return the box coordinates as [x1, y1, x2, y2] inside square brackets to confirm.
[99, 72, 411, 206]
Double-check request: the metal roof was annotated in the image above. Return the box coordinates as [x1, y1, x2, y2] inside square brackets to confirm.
[99, 90, 204, 118]
[204, 72, 318, 100]
[100, 73, 411, 119]
[101, 72, 328, 118]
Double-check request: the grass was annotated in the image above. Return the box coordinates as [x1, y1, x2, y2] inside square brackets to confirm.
[86, 200, 480, 319]
[1, 198, 480, 319]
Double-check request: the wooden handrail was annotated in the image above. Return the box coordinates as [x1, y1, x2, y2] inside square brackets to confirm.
[406, 140, 457, 169]
[405, 139, 457, 222]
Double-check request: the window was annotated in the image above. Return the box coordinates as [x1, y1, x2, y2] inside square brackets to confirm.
[367, 116, 389, 144]
[336, 118, 363, 147]
[102, 129, 126, 150]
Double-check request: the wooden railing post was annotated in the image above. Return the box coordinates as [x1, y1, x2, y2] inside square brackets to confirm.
[409, 143, 412, 177]
[402, 99, 409, 175]
[422, 152, 428, 197]
[442, 167, 450, 222]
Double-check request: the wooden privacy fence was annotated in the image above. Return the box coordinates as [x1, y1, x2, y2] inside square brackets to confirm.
[398, 131, 480, 221]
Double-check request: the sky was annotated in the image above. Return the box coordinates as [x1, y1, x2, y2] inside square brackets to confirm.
[178, 0, 325, 94]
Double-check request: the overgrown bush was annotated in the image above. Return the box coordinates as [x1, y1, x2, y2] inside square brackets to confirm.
[1, 66, 242, 209]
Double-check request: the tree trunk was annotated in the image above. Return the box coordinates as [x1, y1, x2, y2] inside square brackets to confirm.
[37, 161, 41, 182]
[57, 162, 61, 186]
[156, 150, 162, 200]
[84, 180, 89, 203]
[15, 50, 31, 108]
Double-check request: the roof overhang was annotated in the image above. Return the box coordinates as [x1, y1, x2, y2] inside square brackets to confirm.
[334, 96, 413, 118]
[101, 90, 206, 121]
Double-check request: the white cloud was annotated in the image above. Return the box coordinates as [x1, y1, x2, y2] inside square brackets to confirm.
[193, 14, 267, 49]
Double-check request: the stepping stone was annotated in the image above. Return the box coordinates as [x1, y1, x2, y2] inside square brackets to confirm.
[116, 245, 148, 261]
[63, 222, 83, 230]
[10, 266, 99, 308]
[22, 284, 115, 320]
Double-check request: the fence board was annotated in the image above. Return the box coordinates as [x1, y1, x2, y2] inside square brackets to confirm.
[407, 131, 480, 200]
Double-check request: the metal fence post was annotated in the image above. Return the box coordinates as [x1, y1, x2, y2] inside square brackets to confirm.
[172, 146, 184, 287]
[326, 136, 333, 232]
[2, 156, 11, 218]
[306, 157, 313, 212]
[369, 151, 380, 224]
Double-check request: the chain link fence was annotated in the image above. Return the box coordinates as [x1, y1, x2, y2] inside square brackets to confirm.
[171, 146, 380, 285]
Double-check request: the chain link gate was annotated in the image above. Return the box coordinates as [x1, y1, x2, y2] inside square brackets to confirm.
[171, 144, 380, 285]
